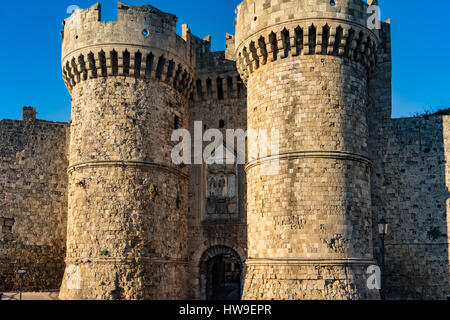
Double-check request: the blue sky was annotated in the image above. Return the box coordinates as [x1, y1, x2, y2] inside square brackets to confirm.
[0, 0, 448, 122]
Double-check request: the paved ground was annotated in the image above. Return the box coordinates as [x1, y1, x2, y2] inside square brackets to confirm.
[0, 292, 59, 300]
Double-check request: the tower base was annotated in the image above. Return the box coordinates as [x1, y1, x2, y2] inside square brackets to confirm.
[243, 260, 380, 300]
[58, 259, 188, 300]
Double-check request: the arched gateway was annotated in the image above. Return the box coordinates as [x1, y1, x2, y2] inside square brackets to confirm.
[199, 246, 243, 300]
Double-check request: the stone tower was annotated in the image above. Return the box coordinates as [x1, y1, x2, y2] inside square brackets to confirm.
[59, 3, 195, 300]
[235, 0, 380, 299]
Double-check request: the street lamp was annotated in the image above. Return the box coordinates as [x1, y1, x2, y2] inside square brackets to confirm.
[18, 270, 27, 301]
[378, 218, 388, 300]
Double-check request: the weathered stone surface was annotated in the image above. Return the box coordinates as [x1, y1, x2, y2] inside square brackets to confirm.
[371, 116, 450, 299]
[188, 42, 248, 300]
[58, 76, 191, 300]
[0, 1, 449, 300]
[0, 110, 68, 292]
[234, 0, 379, 300]
[58, 3, 194, 300]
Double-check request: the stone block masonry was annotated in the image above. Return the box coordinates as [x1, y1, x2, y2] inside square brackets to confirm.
[58, 3, 194, 300]
[188, 36, 248, 300]
[371, 115, 450, 299]
[0, 0, 449, 300]
[0, 107, 69, 291]
[234, 0, 379, 299]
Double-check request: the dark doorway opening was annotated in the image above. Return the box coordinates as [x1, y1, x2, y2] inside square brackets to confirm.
[200, 246, 243, 300]
[207, 254, 241, 300]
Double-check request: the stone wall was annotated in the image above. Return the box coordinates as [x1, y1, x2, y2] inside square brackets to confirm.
[0, 107, 69, 291]
[0, 0, 448, 301]
[58, 77, 191, 300]
[59, 3, 195, 300]
[187, 36, 248, 300]
[61, 3, 195, 94]
[371, 115, 450, 299]
[241, 54, 377, 300]
[234, 0, 379, 300]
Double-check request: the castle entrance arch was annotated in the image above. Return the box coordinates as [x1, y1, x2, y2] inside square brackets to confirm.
[199, 246, 243, 300]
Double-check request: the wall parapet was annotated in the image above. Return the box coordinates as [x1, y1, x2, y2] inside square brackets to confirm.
[61, 2, 196, 96]
[194, 72, 245, 102]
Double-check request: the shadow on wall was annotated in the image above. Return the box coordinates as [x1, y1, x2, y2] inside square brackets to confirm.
[0, 111, 68, 292]
[378, 115, 449, 300]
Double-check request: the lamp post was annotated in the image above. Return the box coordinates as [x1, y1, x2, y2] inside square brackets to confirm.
[378, 218, 388, 300]
[18, 270, 27, 301]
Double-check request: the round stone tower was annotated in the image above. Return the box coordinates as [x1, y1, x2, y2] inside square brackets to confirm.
[59, 3, 195, 300]
[235, 0, 380, 299]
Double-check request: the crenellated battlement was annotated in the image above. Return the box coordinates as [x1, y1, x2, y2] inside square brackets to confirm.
[194, 68, 245, 102]
[235, 0, 373, 36]
[190, 33, 246, 102]
[61, 2, 196, 96]
[234, 0, 380, 83]
[375, 19, 391, 64]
